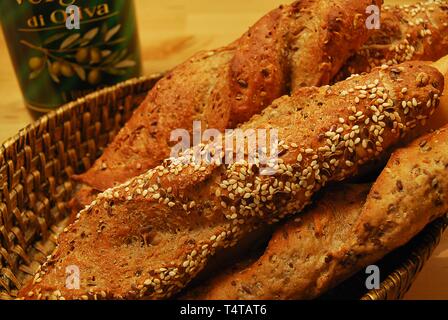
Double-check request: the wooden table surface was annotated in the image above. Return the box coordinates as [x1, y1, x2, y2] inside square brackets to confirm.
[0, 0, 446, 300]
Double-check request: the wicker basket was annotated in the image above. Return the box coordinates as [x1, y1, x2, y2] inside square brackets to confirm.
[0, 75, 446, 300]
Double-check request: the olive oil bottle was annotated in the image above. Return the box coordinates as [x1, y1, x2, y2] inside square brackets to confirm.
[0, 0, 142, 115]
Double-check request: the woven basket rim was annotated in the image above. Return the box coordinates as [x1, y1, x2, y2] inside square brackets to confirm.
[1, 74, 162, 149]
[0, 74, 445, 300]
[361, 216, 447, 300]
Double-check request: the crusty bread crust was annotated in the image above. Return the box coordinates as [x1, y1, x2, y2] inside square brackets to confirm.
[335, 0, 448, 82]
[20, 62, 443, 300]
[185, 126, 448, 300]
[352, 125, 448, 257]
[69, 0, 448, 217]
[73, 0, 380, 192]
[183, 183, 372, 300]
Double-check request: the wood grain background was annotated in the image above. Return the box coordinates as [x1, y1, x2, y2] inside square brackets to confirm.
[0, 0, 446, 299]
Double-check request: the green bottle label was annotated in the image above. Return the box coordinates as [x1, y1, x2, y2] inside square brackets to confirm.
[0, 0, 142, 112]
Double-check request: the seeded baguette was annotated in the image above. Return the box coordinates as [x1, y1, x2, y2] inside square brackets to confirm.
[185, 126, 448, 300]
[351, 125, 448, 258]
[334, 0, 448, 82]
[73, 0, 379, 194]
[20, 62, 443, 300]
[182, 183, 372, 300]
[185, 56, 448, 300]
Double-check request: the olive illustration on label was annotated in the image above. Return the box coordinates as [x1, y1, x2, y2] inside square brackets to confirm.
[3, 0, 141, 112]
[21, 23, 136, 85]
[90, 48, 102, 64]
[61, 63, 75, 78]
[88, 69, 102, 85]
[29, 56, 44, 71]
[50, 61, 62, 77]
[76, 48, 90, 64]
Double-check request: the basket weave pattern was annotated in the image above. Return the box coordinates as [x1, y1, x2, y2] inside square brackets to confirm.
[0, 75, 446, 300]
[0, 75, 160, 299]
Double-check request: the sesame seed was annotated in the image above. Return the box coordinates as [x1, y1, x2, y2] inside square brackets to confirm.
[362, 140, 368, 149]
[432, 178, 439, 188]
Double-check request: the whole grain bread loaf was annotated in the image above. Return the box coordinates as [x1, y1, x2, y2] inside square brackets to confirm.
[73, 0, 379, 194]
[334, 0, 448, 82]
[71, 0, 448, 212]
[183, 183, 372, 300]
[185, 125, 448, 300]
[20, 61, 443, 300]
